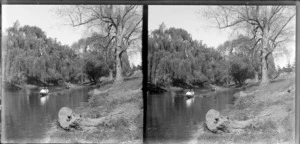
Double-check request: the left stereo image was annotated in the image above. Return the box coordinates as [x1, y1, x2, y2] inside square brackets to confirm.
[2, 5, 143, 143]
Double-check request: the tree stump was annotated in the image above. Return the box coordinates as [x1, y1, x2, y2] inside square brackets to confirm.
[205, 109, 253, 133]
[205, 109, 230, 133]
[58, 107, 82, 130]
[58, 107, 106, 131]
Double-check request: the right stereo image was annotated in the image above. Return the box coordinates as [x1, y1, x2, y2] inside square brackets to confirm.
[146, 5, 296, 144]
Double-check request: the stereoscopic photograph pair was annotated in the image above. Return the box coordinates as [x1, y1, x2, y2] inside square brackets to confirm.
[1, 2, 297, 144]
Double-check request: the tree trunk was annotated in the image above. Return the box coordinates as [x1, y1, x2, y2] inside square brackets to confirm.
[261, 56, 269, 85]
[108, 69, 113, 81]
[152, 61, 157, 85]
[234, 80, 238, 85]
[260, 26, 270, 86]
[260, 51, 270, 85]
[148, 52, 153, 83]
[93, 76, 97, 83]
[115, 50, 123, 84]
[114, 28, 124, 84]
[114, 39, 124, 84]
[254, 71, 259, 82]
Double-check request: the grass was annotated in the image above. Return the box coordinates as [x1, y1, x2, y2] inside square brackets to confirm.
[44, 76, 143, 143]
[194, 72, 295, 144]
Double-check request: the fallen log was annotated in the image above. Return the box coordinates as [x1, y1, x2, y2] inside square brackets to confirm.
[58, 107, 106, 131]
[58, 107, 82, 130]
[205, 109, 253, 133]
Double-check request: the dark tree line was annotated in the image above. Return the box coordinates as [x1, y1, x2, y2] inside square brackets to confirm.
[3, 21, 83, 86]
[148, 24, 279, 88]
[3, 21, 138, 86]
[148, 24, 229, 88]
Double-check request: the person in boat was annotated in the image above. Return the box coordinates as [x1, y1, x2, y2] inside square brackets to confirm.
[211, 87, 216, 91]
[45, 87, 49, 93]
[66, 84, 71, 89]
[40, 87, 49, 95]
[190, 89, 195, 95]
[186, 89, 195, 98]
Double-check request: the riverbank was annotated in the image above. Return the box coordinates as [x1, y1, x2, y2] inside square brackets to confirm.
[43, 76, 143, 143]
[4, 82, 90, 90]
[147, 82, 228, 94]
[192, 72, 295, 144]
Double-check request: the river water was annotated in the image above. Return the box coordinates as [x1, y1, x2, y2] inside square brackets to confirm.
[146, 88, 236, 143]
[2, 86, 91, 143]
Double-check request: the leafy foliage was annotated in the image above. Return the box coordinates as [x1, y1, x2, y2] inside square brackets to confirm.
[70, 32, 133, 81]
[3, 22, 109, 85]
[81, 52, 109, 83]
[148, 25, 230, 87]
[278, 63, 294, 74]
[148, 24, 282, 88]
[218, 35, 277, 82]
[228, 54, 255, 85]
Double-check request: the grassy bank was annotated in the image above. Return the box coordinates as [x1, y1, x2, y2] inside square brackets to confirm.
[44, 76, 143, 143]
[193, 72, 295, 144]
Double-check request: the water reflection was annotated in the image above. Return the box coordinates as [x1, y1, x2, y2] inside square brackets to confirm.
[146, 88, 236, 143]
[3, 87, 91, 143]
[40, 95, 49, 105]
[185, 98, 194, 108]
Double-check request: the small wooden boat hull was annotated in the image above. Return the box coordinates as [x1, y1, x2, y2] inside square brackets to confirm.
[186, 95, 194, 99]
[40, 92, 48, 97]
[211, 87, 216, 91]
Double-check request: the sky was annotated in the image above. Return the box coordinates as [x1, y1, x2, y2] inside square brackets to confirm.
[2, 5, 141, 67]
[148, 5, 296, 68]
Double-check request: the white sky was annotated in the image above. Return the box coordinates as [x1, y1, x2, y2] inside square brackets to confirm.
[149, 5, 296, 68]
[2, 5, 141, 67]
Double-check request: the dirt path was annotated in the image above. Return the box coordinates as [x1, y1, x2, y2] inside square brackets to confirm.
[192, 72, 295, 144]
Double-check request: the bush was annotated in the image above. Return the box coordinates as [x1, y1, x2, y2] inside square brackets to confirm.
[229, 54, 255, 85]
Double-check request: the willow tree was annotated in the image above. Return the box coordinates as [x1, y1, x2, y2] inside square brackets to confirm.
[148, 25, 229, 87]
[57, 5, 142, 84]
[3, 22, 82, 85]
[204, 6, 295, 85]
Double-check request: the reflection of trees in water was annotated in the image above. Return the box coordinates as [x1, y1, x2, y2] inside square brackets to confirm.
[147, 94, 199, 141]
[4, 87, 92, 142]
[28, 91, 40, 110]
[174, 97, 185, 111]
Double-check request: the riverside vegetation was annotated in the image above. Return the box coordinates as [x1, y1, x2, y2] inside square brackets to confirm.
[191, 71, 295, 144]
